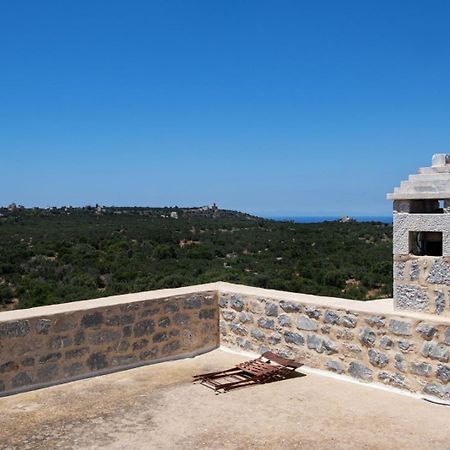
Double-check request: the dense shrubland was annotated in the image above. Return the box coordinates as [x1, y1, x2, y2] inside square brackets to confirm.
[0, 207, 393, 310]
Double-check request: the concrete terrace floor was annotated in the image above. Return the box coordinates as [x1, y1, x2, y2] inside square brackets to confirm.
[1, 350, 450, 450]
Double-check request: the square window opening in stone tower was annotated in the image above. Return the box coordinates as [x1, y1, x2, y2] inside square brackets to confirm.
[409, 231, 443, 256]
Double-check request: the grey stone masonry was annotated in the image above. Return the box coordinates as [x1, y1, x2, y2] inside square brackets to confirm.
[218, 289, 450, 401]
[389, 155, 450, 316]
[0, 290, 219, 396]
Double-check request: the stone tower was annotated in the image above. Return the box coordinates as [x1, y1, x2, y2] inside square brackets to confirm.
[387, 154, 450, 316]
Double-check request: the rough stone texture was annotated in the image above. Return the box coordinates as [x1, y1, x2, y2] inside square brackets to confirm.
[265, 303, 278, 317]
[0, 291, 218, 395]
[379, 336, 394, 350]
[416, 323, 437, 340]
[325, 360, 343, 374]
[427, 260, 450, 284]
[279, 301, 301, 313]
[278, 315, 291, 327]
[436, 364, 450, 383]
[389, 319, 412, 336]
[395, 285, 429, 312]
[348, 362, 373, 381]
[422, 342, 449, 362]
[284, 332, 304, 346]
[410, 361, 432, 377]
[296, 316, 318, 331]
[368, 349, 389, 368]
[359, 328, 376, 347]
[435, 291, 446, 315]
[218, 289, 450, 400]
[3, 285, 450, 401]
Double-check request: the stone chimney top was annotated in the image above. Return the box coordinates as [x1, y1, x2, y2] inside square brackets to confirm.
[387, 154, 450, 200]
[432, 154, 450, 167]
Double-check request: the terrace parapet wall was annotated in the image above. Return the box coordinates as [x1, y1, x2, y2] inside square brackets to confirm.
[0, 286, 219, 396]
[1, 282, 450, 400]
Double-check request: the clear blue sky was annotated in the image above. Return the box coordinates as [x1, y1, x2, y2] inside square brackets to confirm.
[1, 1, 449, 216]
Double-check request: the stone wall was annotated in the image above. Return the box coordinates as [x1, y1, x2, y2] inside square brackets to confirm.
[2, 282, 450, 401]
[218, 288, 450, 400]
[392, 212, 450, 316]
[394, 255, 450, 316]
[0, 289, 218, 396]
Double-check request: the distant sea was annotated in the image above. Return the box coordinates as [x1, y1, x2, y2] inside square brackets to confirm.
[266, 216, 392, 224]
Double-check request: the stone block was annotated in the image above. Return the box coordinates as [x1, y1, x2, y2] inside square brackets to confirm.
[389, 320, 412, 336]
[416, 323, 437, 340]
[230, 323, 247, 336]
[422, 342, 449, 362]
[257, 318, 275, 330]
[398, 339, 415, 353]
[304, 307, 321, 319]
[164, 303, 179, 313]
[379, 336, 394, 350]
[280, 301, 301, 313]
[49, 335, 73, 350]
[162, 340, 180, 354]
[278, 315, 291, 327]
[323, 310, 340, 325]
[427, 260, 450, 284]
[423, 383, 450, 400]
[39, 353, 62, 364]
[36, 319, 51, 335]
[348, 362, 373, 381]
[265, 303, 278, 317]
[111, 355, 139, 366]
[12, 372, 32, 388]
[153, 332, 168, 343]
[89, 330, 121, 345]
[218, 296, 228, 308]
[133, 319, 156, 337]
[199, 309, 215, 320]
[0, 361, 19, 373]
[0, 320, 31, 338]
[378, 372, 408, 389]
[268, 333, 282, 345]
[81, 312, 103, 329]
[106, 315, 134, 326]
[395, 285, 428, 312]
[250, 328, 265, 341]
[368, 349, 389, 368]
[238, 312, 253, 323]
[326, 360, 343, 374]
[21, 357, 35, 367]
[445, 328, 450, 345]
[184, 297, 202, 309]
[221, 310, 236, 321]
[341, 315, 357, 328]
[410, 361, 432, 377]
[359, 328, 376, 347]
[65, 347, 89, 360]
[395, 354, 407, 372]
[87, 353, 108, 371]
[365, 316, 385, 328]
[158, 317, 171, 328]
[37, 364, 59, 382]
[284, 332, 304, 346]
[435, 291, 446, 315]
[436, 364, 450, 383]
[296, 316, 318, 331]
[230, 295, 244, 312]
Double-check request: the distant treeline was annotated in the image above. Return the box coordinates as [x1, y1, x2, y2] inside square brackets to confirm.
[0, 207, 393, 310]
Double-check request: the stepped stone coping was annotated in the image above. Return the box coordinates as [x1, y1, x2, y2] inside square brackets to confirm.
[387, 153, 450, 200]
[2, 282, 450, 325]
